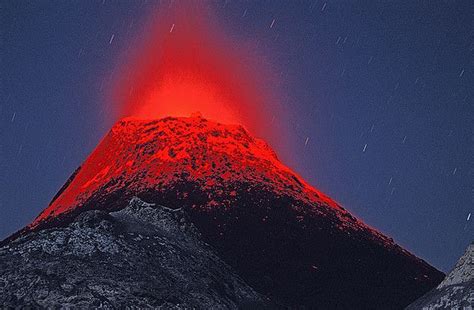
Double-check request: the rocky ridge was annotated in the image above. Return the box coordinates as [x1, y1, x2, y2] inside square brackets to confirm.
[0, 198, 267, 308]
[407, 242, 473, 309]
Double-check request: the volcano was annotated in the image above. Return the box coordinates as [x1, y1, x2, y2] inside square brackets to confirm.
[4, 115, 443, 308]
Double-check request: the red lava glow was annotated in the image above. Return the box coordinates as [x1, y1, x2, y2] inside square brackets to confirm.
[112, 3, 278, 133]
[31, 117, 346, 229]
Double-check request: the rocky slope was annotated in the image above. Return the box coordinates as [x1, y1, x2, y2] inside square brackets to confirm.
[0, 198, 267, 308]
[4, 116, 444, 308]
[407, 242, 473, 309]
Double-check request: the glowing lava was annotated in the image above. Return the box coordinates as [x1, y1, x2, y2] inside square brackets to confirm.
[112, 3, 276, 132]
[30, 116, 341, 227]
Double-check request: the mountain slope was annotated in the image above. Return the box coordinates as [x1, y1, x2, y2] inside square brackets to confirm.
[30, 115, 344, 228]
[406, 242, 473, 309]
[5, 116, 444, 308]
[0, 198, 267, 308]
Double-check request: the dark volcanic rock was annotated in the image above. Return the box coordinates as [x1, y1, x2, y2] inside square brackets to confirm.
[0, 198, 267, 308]
[406, 242, 473, 309]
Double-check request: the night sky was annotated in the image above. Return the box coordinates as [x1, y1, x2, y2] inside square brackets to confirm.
[1, 0, 472, 272]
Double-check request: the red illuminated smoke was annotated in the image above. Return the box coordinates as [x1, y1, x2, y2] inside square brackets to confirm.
[112, 3, 279, 133]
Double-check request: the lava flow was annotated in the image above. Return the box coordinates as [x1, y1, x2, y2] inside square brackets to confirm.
[31, 116, 341, 227]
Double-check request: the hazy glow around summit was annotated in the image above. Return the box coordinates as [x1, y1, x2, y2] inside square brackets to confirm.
[112, 3, 278, 130]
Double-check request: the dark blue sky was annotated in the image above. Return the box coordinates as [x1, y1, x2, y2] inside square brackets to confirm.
[1, 0, 472, 272]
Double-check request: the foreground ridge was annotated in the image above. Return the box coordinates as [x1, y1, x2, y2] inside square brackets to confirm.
[0, 198, 268, 308]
